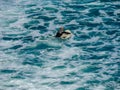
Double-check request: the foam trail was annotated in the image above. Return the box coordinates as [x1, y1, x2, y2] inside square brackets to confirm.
[0, 0, 120, 90]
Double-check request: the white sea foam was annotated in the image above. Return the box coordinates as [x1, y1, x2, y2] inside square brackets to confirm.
[99, 10, 108, 16]
[0, 0, 119, 90]
[114, 9, 120, 15]
[58, 47, 80, 59]
[93, 17, 103, 23]
[92, 85, 105, 90]
[0, 40, 22, 49]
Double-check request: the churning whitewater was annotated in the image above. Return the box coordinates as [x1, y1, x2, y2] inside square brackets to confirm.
[0, 0, 120, 90]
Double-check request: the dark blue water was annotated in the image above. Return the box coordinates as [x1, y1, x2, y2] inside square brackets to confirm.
[0, 0, 120, 90]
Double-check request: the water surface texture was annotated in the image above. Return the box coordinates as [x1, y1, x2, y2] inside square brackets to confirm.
[0, 0, 120, 90]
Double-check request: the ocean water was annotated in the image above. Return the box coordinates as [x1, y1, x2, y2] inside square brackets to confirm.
[0, 0, 120, 90]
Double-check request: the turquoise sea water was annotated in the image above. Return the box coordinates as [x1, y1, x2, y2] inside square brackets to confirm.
[0, 0, 120, 90]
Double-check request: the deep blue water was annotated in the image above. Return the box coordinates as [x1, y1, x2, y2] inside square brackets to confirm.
[0, 0, 120, 90]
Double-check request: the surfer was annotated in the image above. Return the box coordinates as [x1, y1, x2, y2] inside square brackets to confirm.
[55, 27, 72, 39]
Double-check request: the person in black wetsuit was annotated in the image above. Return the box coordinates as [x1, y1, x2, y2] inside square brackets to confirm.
[55, 27, 64, 37]
[55, 27, 72, 38]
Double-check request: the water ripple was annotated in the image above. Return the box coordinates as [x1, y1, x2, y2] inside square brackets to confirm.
[0, 0, 120, 90]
